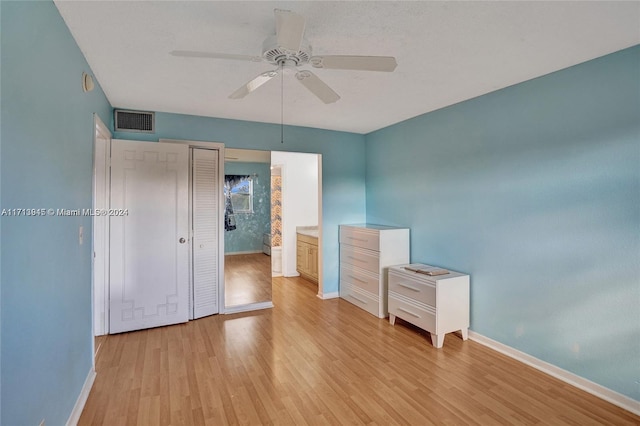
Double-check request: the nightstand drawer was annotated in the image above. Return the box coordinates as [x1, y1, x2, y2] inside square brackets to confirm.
[340, 227, 380, 251]
[340, 245, 379, 274]
[389, 295, 436, 333]
[389, 270, 435, 307]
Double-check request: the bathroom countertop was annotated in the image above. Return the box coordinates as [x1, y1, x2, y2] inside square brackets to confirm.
[296, 226, 318, 238]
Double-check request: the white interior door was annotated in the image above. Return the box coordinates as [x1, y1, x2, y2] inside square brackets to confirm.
[192, 148, 220, 318]
[109, 139, 190, 333]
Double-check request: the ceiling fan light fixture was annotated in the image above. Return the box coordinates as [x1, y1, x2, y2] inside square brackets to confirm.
[262, 35, 311, 66]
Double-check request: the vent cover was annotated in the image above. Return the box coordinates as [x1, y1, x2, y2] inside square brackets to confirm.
[114, 109, 155, 133]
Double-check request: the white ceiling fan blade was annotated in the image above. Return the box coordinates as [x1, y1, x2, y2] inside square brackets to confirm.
[274, 9, 305, 52]
[229, 70, 279, 99]
[295, 71, 340, 104]
[310, 55, 398, 72]
[170, 50, 262, 62]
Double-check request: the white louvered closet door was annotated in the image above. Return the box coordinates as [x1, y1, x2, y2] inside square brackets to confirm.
[192, 148, 220, 318]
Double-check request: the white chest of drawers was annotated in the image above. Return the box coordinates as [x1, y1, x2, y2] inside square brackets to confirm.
[388, 264, 469, 348]
[339, 224, 410, 318]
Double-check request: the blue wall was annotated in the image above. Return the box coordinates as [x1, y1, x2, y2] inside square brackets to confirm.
[0, 2, 113, 424]
[114, 113, 367, 295]
[0, 2, 111, 425]
[365, 46, 640, 400]
[224, 161, 271, 254]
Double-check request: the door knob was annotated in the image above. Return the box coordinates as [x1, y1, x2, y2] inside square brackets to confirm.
[179, 237, 186, 244]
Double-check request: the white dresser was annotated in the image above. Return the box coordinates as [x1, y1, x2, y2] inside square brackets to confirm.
[339, 224, 410, 318]
[388, 264, 469, 348]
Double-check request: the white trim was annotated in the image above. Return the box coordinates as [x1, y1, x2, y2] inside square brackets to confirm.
[316, 154, 324, 299]
[317, 291, 339, 300]
[280, 163, 289, 277]
[468, 331, 640, 416]
[66, 368, 96, 426]
[91, 114, 111, 343]
[220, 149, 226, 313]
[225, 250, 264, 256]
[159, 138, 224, 151]
[224, 301, 274, 314]
[187, 147, 194, 320]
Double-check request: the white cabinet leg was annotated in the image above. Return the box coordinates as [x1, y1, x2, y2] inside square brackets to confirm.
[389, 314, 396, 325]
[431, 333, 445, 348]
[461, 328, 468, 341]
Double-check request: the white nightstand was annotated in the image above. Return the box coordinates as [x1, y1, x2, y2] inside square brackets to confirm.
[388, 264, 470, 348]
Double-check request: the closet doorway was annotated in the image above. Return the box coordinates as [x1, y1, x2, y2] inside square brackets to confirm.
[93, 138, 225, 336]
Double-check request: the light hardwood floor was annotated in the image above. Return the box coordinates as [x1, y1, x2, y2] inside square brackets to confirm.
[94, 335, 107, 356]
[81, 276, 639, 425]
[224, 253, 272, 307]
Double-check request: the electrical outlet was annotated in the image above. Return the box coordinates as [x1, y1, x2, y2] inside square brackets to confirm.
[79, 225, 84, 245]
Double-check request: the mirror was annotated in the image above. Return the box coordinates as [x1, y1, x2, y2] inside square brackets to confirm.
[224, 148, 272, 307]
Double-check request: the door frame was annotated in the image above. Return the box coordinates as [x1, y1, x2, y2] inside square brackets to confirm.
[92, 114, 111, 345]
[316, 154, 324, 298]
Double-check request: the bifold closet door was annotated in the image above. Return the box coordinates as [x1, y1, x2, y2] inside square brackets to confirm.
[192, 148, 220, 318]
[109, 139, 190, 333]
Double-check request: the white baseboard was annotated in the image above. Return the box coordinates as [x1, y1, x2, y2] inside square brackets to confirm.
[66, 367, 96, 426]
[317, 291, 339, 300]
[223, 301, 274, 314]
[468, 331, 640, 416]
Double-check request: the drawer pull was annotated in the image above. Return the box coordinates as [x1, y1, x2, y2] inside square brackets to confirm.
[347, 256, 366, 263]
[398, 283, 421, 292]
[348, 294, 367, 304]
[398, 307, 421, 318]
[349, 275, 367, 284]
[346, 236, 367, 242]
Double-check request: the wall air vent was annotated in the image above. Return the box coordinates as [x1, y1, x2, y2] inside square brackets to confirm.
[114, 109, 155, 133]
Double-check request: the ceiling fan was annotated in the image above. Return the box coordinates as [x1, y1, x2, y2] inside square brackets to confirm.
[170, 9, 397, 104]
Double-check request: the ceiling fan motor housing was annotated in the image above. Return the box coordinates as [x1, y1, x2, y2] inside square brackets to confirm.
[262, 35, 311, 66]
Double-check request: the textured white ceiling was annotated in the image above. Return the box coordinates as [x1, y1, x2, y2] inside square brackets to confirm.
[54, 1, 640, 134]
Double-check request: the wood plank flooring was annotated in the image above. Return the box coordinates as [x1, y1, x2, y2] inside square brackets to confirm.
[94, 334, 107, 356]
[80, 276, 639, 425]
[224, 253, 272, 307]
